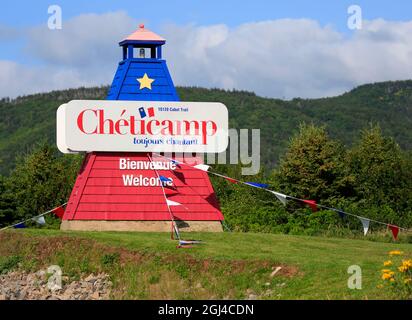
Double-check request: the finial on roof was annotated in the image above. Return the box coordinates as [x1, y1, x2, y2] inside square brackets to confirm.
[120, 25, 166, 44]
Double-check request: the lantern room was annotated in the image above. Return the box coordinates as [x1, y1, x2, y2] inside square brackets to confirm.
[119, 24, 166, 60]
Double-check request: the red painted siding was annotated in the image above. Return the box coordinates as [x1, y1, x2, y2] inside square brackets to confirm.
[63, 152, 223, 221]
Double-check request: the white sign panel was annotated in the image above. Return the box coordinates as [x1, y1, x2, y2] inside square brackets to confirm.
[57, 100, 228, 153]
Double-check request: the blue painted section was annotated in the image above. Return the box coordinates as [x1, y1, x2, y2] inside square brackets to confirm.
[107, 35, 179, 102]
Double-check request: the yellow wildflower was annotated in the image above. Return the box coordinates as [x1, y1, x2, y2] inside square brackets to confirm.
[390, 278, 395, 282]
[383, 261, 393, 267]
[381, 269, 392, 273]
[399, 266, 407, 273]
[402, 260, 412, 268]
[382, 273, 393, 280]
[404, 278, 412, 284]
[397, 260, 412, 273]
[389, 250, 403, 256]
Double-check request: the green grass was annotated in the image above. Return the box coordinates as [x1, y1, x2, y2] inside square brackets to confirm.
[0, 229, 411, 299]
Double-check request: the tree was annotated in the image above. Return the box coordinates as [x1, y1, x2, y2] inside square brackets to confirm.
[348, 125, 411, 211]
[272, 123, 354, 203]
[0, 143, 82, 227]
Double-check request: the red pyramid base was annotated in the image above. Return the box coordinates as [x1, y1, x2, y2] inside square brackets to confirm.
[61, 152, 224, 232]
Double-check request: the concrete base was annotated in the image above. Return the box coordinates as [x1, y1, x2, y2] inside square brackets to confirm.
[60, 220, 223, 232]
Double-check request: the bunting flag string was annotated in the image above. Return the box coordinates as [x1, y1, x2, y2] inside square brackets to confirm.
[32, 216, 46, 225]
[52, 206, 65, 219]
[152, 153, 410, 240]
[0, 203, 67, 232]
[245, 182, 269, 189]
[194, 164, 210, 172]
[159, 175, 173, 183]
[225, 177, 238, 184]
[389, 225, 399, 240]
[14, 222, 26, 229]
[359, 217, 370, 236]
[148, 154, 181, 241]
[337, 210, 346, 220]
[171, 159, 181, 167]
[301, 200, 318, 212]
[166, 199, 182, 207]
[271, 191, 288, 206]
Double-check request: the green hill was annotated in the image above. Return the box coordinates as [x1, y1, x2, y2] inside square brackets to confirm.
[1, 80, 412, 174]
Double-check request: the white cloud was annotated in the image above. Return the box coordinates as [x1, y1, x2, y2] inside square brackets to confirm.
[26, 11, 136, 67]
[1, 13, 412, 99]
[0, 60, 99, 98]
[0, 11, 137, 98]
[164, 19, 412, 99]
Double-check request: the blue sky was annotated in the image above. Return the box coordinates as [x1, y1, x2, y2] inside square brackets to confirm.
[1, 0, 411, 29]
[1, 0, 412, 98]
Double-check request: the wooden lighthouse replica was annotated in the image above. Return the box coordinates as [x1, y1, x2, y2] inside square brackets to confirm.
[59, 25, 225, 232]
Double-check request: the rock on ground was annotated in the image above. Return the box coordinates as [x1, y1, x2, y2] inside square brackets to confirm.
[0, 271, 112, 300]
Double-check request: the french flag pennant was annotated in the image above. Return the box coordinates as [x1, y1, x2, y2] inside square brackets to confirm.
[14, 222, 26, 229]
[159, 175, 172, 183]
[225, 177, 238, 184]
[337, 210, 346, 219]
[246, 182, 269, 189]
[389, 225, 400, 240]
[271, 191, 288, 206]
[302, 200, 318, 212]
[166, 199, 182, 207]
[170, 159, 182, 169]
[32, 216, 46, 225]
[359, 217, 370, 236]
[194, 164, 210, 172]
[52, 206, 65, 219]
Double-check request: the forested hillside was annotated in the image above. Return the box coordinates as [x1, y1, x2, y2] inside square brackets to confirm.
[1, 80, 412, 174]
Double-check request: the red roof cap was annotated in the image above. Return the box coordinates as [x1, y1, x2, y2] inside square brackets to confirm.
[123, 25, 165, 42]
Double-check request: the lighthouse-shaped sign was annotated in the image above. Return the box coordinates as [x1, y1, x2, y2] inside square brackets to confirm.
[57, 25, 228, 232]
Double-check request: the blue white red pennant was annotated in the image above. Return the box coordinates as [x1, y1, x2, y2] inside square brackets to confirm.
[359, 217, 370, 235]
[194, 164, 210, 172]
[302, 200, 318, 212]
[271, 191, 288, 206]
[32, 216, 46, 225]
[166, 199, 182, 207]
[159, 175, 172, 183]
[245, 182, 269, 189]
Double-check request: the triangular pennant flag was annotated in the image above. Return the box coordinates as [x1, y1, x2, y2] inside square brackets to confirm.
[166, 199, 182, 207]
[225, 177, 238, 184]
[271, 191, 288, 206]
[194, 164, 210, 172]
[159, 175, 172, 183]
[359, 217, 370, 236]
[302, 200, 318, 212]
[14, 222, 26, 229]
[32, 216, 46, 225]
[52, 206, 65, 219]
[171, 159, 181, 167]
[246, 182, 269, 189]
[389, 225, 399, 240]
[337, 211, 346, 219]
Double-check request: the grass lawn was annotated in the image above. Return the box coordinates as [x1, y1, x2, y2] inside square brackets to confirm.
[0, 229, 411, 299]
